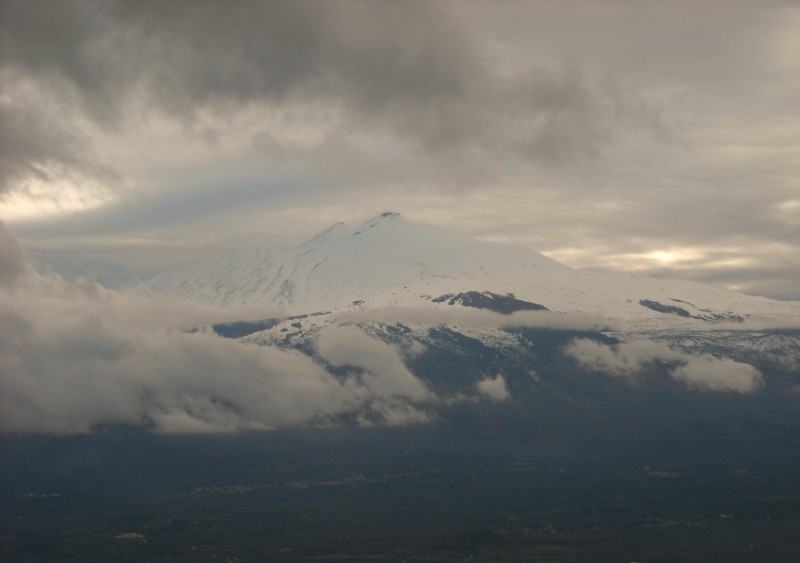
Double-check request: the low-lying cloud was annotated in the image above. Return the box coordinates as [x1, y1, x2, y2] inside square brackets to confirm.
[476, 374, 511, 402]
[316, 325, 436, 425]
[564, 338, 763, 393]
[0, 225, 435, 434]
[670, 355, 764, 393]
[317, 325, 433, 403]
[0, 220, 777, 434]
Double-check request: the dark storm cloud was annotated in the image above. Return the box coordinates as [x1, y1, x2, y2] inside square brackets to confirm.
[0, 0, 635, 195]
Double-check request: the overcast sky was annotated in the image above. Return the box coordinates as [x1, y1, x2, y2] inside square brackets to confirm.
[2, 0, 798, 300]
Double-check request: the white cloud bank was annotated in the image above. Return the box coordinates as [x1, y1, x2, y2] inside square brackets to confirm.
[0, 223, 435, 434]
[476, 374, 511, 402]
[671, 356, 764, 394]
[316, 325, 433, 403]
[564, 338, 763, 393]
[316, 325, 436, 426]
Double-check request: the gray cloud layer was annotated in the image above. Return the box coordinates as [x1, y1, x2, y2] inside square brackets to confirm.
[0, 0, 629, 195]
[2, 1, 799, 299]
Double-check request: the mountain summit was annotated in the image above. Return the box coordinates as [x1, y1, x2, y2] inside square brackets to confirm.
[138, 213, 799, 327]
[138, 212, 565, 311]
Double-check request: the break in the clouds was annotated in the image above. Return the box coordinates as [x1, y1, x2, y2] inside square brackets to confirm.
[564, 338, 764, 394]
[2, 1, 800, 299]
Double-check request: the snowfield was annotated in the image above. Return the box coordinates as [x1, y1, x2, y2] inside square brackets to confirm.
[138, 212, 800, 331]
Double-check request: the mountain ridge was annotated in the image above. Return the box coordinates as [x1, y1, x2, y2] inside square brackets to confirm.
[137, 212, 800, 330]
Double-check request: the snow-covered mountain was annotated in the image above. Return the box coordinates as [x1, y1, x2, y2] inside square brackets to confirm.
[136, 212, 800, 419]
[138, 212, 799, 331]
[139, 212, 566, 312]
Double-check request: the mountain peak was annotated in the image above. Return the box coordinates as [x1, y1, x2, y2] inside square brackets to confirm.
[307, 222, 348, 243]
[139, 212, 573, 311]
[351, 211, 409, 235]
[137, 213, 799, 326]
[362, 211, 405, 226]
[309, 213, 407, 243]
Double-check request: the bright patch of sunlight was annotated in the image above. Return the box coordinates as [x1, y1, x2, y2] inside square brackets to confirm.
[0, 178, 113, 221]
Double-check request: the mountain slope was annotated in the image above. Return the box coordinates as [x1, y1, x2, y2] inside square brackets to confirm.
[138, 212, 568, 310]
[138, 212, 800, 329]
